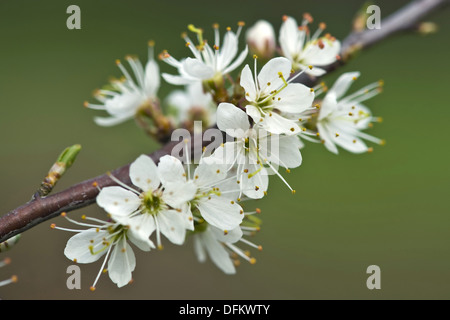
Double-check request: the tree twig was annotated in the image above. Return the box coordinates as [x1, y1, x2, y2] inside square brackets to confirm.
[0, 0, 447, 243]
[294, 0, 449, 87]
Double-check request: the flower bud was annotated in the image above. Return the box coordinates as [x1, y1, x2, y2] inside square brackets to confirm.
[246, 20, 276, 60]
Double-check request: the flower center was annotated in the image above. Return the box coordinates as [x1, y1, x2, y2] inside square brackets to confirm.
[141, 190, 164, 215]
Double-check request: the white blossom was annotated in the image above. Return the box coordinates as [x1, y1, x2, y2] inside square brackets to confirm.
[211, 102, 303, 198]
[165, 82, 216, 127]
[161, 23, 248, 85]
[241, 56, 315, 135]
[279, 14, 341, 76]
[158, 154, 245, 231]
[315, 72, 385, 153]
[85, 43, 160, 126]
[53, 214, 154, 289]
[96, 155, 195, 249]
[193, 220, 262, 274]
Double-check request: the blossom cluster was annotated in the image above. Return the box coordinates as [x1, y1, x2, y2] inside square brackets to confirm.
[56, 14, 384, 289]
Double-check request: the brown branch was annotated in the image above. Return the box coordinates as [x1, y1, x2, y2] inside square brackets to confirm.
[0, 0, 447, 243]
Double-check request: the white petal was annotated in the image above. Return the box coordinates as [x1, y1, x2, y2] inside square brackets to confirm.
[328, 71, 360, 100]
[302, 39, 341, 66]
[257, 57, 292, 95]
[352, 103, 373, 130]
[187, 81, 213, 108]
[157, 155, 186, 185]
[245, 104, 262, 124]
[209, 225, 243, 243]
[217, 103, 250, 136]
[127, 228, 155, 252]
[108, 237, 136, 288]
[240, 64, 257, 102]
[129, 154, 160, 191]
[333, 134, 368, 153]
[202, 230, 236, 274]
[274, 83, 314, 114]
[64, 229, 108, 264]
[318, 91, 338, 121]
[302, 65, 327, 76]
[162, 73, 195, 86]
[193, 234, 207, 263]
[157, 210, 187, 245]
[96, 186, 141, 218]
[103, 90, 143, 117]
[144, 59, 160, 97]
[182, 58, 215, 80]
[240, 164, 269, 199]
[209, 142, 241, 170]
[217, 31, 238, 71]
[162, 180, 197, 208]
[127, 213, 156, 240]
[94, 114, 132, 127]
[259, 111, 301, 135]
[222, 45, 249, 75]
[279, 16, 300, 61]
[196, 195, 244, 230]
[328, 122, 369, 153]
[180, 203, 195, 231]
[260, 135, 303, 168]
[193, 159, 228, 188]
[317, 122, 339, 154]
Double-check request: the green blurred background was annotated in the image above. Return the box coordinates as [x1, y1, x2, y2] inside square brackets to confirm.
[0, 0, 449, 300]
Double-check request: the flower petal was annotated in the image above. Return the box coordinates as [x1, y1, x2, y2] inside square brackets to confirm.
[217, 103, 250, 136]
[162, 73, 195, 85]
[274, 83, 314, 114]
[302, 65, 327, 76]
[318, 91, 338, 121]
[127, 213, 157, 240]
[144, 59, 160, 97]
[96, 186, 141, 218]
[217, 31, 238, 71]
[127, 228, 155, 252]
[240, 64, 257, 102]
[157, 210, 187, 245]
[193, 234, 207, 263]
[257, 57, 292, 95]
[260, 135, 303, 168]
[240, 163, 269, 199]
[94, 114, 133, 127]
[259, 111, 301, 135]
[157, 155, 187, 185]
[279, 16, 301, 61]
[182, 58, 215, 80]
[196, 195, 244, 230]
[108, 237, 136, 288]
[222, 45, 249, 75]
[64, 229, 108, 264]
[302, 39, 341, 66]
[129, 154, 160, 192]
[209, 225, 243, 244]
[193, 158, 228, 188]
[245, 105, 262, 124]
[317, 122, 339, 154]
[209, 141, 242, 171]
[162, 180, 197, 208]
[328, 71, 360, 100]
[202, 229, 236, 274]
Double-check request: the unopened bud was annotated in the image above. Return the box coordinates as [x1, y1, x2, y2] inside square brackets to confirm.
[246, 20, 276, 60]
